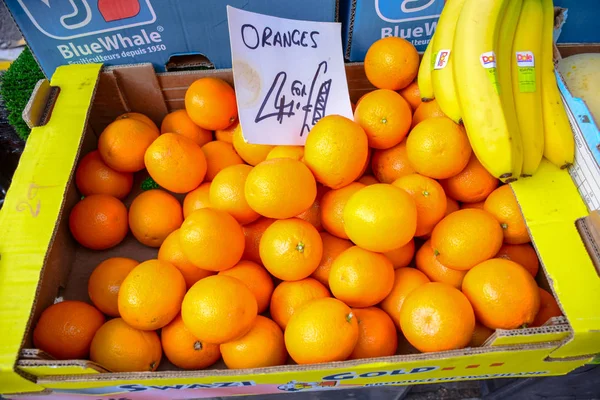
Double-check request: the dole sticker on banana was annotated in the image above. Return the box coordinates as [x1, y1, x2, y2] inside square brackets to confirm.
[480, 51, 499, 94]
[434, 50, 451, 70]
[515, 51, 536, 93]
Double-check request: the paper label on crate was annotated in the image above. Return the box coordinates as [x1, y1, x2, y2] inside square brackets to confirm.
[480, 51, 499, 94]
[516, 51, 536, 93]
[227, 6, 353, 145]
[433, 49, 450, 70]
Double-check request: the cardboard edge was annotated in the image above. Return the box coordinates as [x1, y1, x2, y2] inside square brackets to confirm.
[22, 79, 50, 129]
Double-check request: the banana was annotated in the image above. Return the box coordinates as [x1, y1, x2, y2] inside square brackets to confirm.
[430, 0, 466, 124]
[418, 36, 435, 102]
[512, 0, 545, 176]
[453, 0, 517, 182]
[540, 0, 575, 168]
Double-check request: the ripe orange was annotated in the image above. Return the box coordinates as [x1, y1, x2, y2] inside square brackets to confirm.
[462, 259, 541, 329]
[75, 151, 133, 199]
[470, 323, 495, 347]
[320, 182, 365, 239]
[415, 240, 467, 289]
[260, 218, 323, 281]
[182, 182, 211, 218]
[220, 316, 287, 369]
[69, 194, 128, 250]
[245, 158, 317, 219]
[161, 314, 221, 370]
[201, 140, 244, 181]
[358, 175, 379, 185]
[242, 217, 276, 264]
[90, 318, 162, 372]
[364, 37, 419, 90]
[216, 120, 238, 143]
[33, 301, 105, 360]
[98, 118, 159, 172]
[495, 244, 539, 277]
[118, 259, 186, 330]
[181, 275, 257, 344]
[440, 154, 499, 203]
[210, 164, 260, 225]
[411, 99, 446, 129]
[400, 282, 475, 352]
[393, 173, 447, 237]
[185, 77, 237, 130]
[312, 232, 354, 287]
[128, 189, 183, 248]
[484, 185, 530, 244]
[343, 184, 417, 252]
[144, 133, 207, 193]
[446, 197, 460, 216]
[267, 145, 304, 161]
[380, 268, 430, 329]
[232, 124, 274, 166]
[158, 229, 215, 289]
[115, 112, 159, 134]
[531, 288, 562, 327]
[296, 185, 328, 231]
[219, 260, 274, 314]
[371, 139, 416, 184]
[354, 89, 412, 149]
[179, 208, 245, 271]
[399, 81, 422, 111]
[384, 239, 415, 269]
[88, 257, 139, 317]
[406, 117, 472, 180]
[431, 209, 504, 271]
[270, 278, 330, 330]
[304, 115, 369, 189]
[285, 297, 359, 364]
[462, 201, 485, 210]
[349, 307, 398, 360]
[161, 109, 213, 146]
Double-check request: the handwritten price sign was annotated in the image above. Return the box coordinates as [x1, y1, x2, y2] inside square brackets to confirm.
[227, 7, 353, 145]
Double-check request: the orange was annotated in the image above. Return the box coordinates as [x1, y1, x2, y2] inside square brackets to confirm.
[285, 297, 359, 364]
[245, 158, 317, 219]
[354, 89, 412, 149]
[220, 316, 287, 369]
[118, 259, 186, 330]
[267, 145, 304, 161]
[406, 117, 472, 179]
[181, 275, 257, 344]
[179, 208, 245, 271]
[393, 173, 447, 237]
[160, 109, 213, 146]
[98, 118, 159, 172]
[312, 232, 354, 287]
[185, 77, 237, 130]
[371, 139, 416, 184]
[158, 229, 215, 289]
[495, 244, 539, 277]
[144, 133, 207, 193]
[320, 182, 365, 239]
[364, 37, 419, 90]
[88, 257, 139, 317]
[431, 209, 504, 271]
[349, 307, 398, 360]
[182, 182, 211, 218]
[270, 278, 330, 330]
[343, 184, 417, 252]
[232, 124, 274, 166]
[446, 197, 460, 216]
[329, 246, 394, 307]
[440, 154, 499, 203]
[304, 115, 369, 189]
[128, 189, 183, 247]
[415, 240, 467, 289]
[210, 164, 260, 225]
[411, 99, 446, 129]
[75, 150, 133, 199]
[470, 323, 495, 347]
[296, 184, 328, 231]
[384, 239, 415, 269]
[201, 140, 244, 181]
[33, 301, 105, 360]
[380, 268, 430, 329]
[161, 314, 221, 370]
[400, 282, 475, 352]
[215, 120, 238, 143]
[531, 288, 562, 327]
[260, 218, 323, 281]
[399, 81, 422, 111]
[69, 194, 128, 250]
[90, 318, 162, 372]
[461, 200, 485, 210]
[484, 185, 530, 244]
[115, 112, 159, 134]
[242, 217, 276, 264]
[358, 175, 379, 185]
[462, 258, 541, 329]
[219, 260, 274, 314]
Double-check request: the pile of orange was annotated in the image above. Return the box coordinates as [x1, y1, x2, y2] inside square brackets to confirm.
[33, 37, 563, 373]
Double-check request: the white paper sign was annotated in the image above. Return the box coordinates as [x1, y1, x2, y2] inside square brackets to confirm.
[227, 6, 353, 145]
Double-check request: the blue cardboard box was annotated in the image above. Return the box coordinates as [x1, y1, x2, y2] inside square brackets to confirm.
[5, 0, 338, 77]
[555, 0, 600, 44]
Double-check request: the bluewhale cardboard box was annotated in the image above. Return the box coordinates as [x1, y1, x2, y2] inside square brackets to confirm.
[4, 0, 338, 77]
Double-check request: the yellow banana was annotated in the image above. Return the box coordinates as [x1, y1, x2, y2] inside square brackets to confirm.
[431, 0, 466, 124]
[453, 0, 517, 182]
[418, 37, 435, 102]
[512, 0, 545, 176]
[540, 0, 575, 168]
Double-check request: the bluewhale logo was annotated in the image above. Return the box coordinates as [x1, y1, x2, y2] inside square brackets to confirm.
[375, 0, 442, 23]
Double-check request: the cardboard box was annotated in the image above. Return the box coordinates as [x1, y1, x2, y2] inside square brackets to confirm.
[555, 0, 600, 44]
[3, 0, 338, 77]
